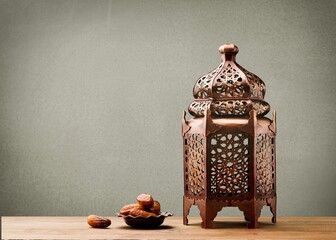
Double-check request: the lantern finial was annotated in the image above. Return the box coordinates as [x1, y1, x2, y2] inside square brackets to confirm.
[218, 43, 239, 54]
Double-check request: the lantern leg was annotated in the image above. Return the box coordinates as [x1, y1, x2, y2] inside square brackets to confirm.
[239, 199, 263, 229]
[197, 199, 221, 229]
[247, 209, 260, 228]
[268, 196, 277, 223]
[183, 196, 193, 225]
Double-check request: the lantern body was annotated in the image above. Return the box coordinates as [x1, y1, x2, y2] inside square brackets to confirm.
[182, 44, 276, 229]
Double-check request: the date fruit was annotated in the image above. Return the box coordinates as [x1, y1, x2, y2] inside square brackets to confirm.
[129, 208, 157, 218]
[87, 215, 111, 228]
[150, 200, 161, 214]
[136, 193, 154, 208]
[119, 204, 143, 215]
[119, 193, 162, 218]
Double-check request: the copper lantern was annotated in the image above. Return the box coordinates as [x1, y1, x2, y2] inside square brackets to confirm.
[182, 43, 276, 229]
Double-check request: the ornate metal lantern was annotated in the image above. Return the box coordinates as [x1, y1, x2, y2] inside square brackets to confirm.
[182, 43, 276, 229]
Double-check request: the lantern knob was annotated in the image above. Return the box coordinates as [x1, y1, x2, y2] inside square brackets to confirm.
[219, 44, 239, 54]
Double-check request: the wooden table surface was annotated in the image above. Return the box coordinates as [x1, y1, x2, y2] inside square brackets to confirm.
[2, 216, 336, 239]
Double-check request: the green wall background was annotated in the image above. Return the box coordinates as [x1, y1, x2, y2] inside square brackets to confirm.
[0, 0, 335, 217]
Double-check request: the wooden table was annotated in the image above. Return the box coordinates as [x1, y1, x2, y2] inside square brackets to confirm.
[2, 216, 336, 239]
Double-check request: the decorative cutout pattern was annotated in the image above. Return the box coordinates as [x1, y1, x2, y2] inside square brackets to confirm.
[213, 64, 245, 98]
[240, 67, 266, 99]
[188, 101, 211, 117]
[212, 100, 250, 116]
[209, 133, 249, 198]
[256, 134, 275, 195]
[193, 63, 224, 99]
[253, 101, 270, 115]
[188, 100, 270, 117]
[184, 134, 205, 196]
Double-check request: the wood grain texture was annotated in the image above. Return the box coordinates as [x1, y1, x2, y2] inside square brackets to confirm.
[2, 217, 336, 239]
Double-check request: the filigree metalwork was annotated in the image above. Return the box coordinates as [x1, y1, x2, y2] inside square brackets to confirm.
[189, 100, 270, 117]
[238, 65, 266, 99]
[256, 134, 275, 195]
[213, 64, 245, 98]
[209, 133, 249, 198]
[184, 134, 205, 197]
[253, 101, 270, 116]
[188, 101, 211, 117]
[193, 63, 224, 99]
[212, 100, 250, 116]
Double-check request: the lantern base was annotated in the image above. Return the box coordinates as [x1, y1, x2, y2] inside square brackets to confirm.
[183, 195, 276, 229]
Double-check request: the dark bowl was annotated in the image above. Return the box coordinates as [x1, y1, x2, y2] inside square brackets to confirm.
[116, 212, 173, 228]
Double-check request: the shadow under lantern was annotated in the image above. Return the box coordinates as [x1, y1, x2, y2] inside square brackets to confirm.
[182, 43, 276, 229]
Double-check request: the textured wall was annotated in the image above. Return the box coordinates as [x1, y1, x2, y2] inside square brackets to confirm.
[0, 0, 335, 217]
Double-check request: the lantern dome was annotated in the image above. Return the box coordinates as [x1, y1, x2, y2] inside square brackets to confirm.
[189, 44, 270, 117]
